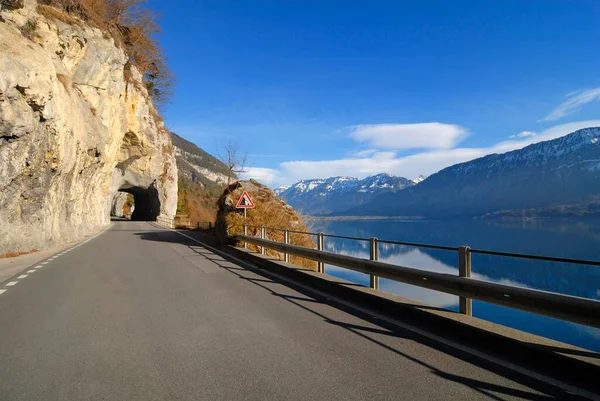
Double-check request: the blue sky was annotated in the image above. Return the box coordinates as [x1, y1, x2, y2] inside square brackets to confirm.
[149, 0, 600, 186]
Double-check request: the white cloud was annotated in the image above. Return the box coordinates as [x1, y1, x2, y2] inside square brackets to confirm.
[541, 88, 600, 122]
[260, 120, 600, 186]
[509, 131, 536, 139]
[239, 167, 281, 185]
[349, 123, 468, 150]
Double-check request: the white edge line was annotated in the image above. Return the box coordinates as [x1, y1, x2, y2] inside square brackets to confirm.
[165, 226, 600, 401]
[41, 262, 48, 265]
[17, 275, 28, 279]
[5, 281, 18, 287]
[27, 270, 36, 273]
[34, 265, 43, 269]
[0, 289, 6, 295]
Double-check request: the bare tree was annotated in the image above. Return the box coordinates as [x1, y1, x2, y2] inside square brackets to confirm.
[216, 140, 248, 187]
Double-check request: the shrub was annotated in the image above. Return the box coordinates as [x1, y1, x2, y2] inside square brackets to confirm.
[19, 18, 38, 40]
[1, 0, 25, 10]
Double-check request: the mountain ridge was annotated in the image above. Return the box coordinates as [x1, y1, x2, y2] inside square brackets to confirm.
[276, 173, 415, 216]
[343, 127, 600, 218]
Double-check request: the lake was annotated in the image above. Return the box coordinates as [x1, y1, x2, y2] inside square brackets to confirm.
[307, 218, 600, 352]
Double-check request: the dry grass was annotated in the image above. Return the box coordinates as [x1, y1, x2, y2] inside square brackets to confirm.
[37, 0, 174, 107]
[38, 4, 82, 25]
[0, 249, 39, 259]
[216, 180, 317, 270]
[19, 18, 39, 40]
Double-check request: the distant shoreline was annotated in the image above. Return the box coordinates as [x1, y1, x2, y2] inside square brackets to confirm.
[306, 214, 600, 222]
[305, 215, 427, 221]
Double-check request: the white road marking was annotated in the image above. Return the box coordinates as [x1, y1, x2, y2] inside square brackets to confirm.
[41, 262, 48, 265]
[0, 289, 6, 295]
[27, 270, 36, 273]
[5, 281, 18, 287]
[17, 275, 28, 279]
[166, 226, 600, 401]
[34, 265, 43, 269]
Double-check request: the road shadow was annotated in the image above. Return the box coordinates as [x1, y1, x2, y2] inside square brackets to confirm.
[134, 227, 595, 400]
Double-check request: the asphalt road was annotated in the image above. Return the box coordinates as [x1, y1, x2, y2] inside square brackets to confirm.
[0, 221, 591, 400]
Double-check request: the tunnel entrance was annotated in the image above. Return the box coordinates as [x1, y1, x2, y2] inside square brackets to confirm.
[115, 184, 161, 221]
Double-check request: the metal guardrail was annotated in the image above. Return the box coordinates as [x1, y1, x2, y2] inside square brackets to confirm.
[234, 224, 600, 329]
[156, 216, 175, 229]
[156, 216, 213, 230]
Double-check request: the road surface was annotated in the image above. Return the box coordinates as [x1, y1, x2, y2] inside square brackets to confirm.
[0, 221, 591, 400]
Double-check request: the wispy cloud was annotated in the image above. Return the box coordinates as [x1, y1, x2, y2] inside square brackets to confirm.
[509, 131, 536, 139]
[353, 149, 378, 157]
[541, 88, 600, 122]
[244, 120, 600, 186]
[349, 123, 468, 150]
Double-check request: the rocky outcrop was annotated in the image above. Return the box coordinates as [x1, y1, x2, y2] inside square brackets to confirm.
[111, 192, 128, 217]
[215, 179, 316, 269]
[0, 1, 177, 252]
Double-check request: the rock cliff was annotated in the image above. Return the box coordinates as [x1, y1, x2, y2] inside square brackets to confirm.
[0, 0, 177, 252]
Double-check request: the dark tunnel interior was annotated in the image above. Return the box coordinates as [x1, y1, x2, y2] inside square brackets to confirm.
[120, 185, 161, 221]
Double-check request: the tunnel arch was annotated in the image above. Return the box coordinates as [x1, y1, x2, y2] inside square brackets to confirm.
[111, 184, 161, 221]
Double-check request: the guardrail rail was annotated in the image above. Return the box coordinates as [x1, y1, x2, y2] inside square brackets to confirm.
[233, 224, 600, 329]
[156, 216, 213, 230]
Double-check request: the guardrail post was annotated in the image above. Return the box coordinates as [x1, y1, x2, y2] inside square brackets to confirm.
[261, 225, 266, 255]
[244, 224, 248, 249]
[317, 233, 325, 273]
[458, 245, 472, 316]
[284, 229, 290, 263]
[369, 238, 379, 290]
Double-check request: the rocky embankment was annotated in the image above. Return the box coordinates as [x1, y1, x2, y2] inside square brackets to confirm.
[215, 179, 316, 269]
[0, 0, 177, 252]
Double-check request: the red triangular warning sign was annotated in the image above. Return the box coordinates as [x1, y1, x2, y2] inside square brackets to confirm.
[236, 191, 256, 209]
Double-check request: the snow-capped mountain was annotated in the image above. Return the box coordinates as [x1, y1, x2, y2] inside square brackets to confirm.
[273, 185, 290, 196]
[347, 127, 600, 218]
[276, 173, 414, 215]
[412, 175, 427, 184]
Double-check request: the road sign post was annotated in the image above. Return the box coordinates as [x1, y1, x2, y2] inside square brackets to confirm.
[236, 191, 256, 220]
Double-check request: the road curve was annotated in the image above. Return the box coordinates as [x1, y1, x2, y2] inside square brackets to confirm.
[0, 221, 589, 400]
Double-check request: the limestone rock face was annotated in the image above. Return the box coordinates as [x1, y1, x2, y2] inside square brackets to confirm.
[111, 192, 128, 217]
[0, 1, 177, 252]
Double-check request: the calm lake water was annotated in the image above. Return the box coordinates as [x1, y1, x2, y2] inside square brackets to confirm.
[308, 218, 600, 352]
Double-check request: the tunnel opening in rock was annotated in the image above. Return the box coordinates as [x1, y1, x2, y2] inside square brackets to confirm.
[117, 185, 161, 221]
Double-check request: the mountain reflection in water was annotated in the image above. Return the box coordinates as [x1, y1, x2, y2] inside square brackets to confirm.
[309, 218, 600, 351]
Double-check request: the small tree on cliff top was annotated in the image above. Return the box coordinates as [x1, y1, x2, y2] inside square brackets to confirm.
[217, 140, 248, 187]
